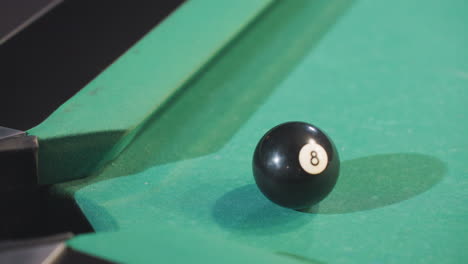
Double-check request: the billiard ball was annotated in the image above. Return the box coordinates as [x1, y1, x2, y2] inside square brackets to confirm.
[252, 122, 340, 210]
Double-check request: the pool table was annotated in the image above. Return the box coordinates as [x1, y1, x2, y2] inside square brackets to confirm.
[12, 0, 468, 263]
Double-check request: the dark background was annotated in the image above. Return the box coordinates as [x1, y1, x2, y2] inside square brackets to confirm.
[0, 0, 184, 130]
[0, 0, 183, 240]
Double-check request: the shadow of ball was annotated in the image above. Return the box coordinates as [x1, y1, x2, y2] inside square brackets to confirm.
[212, 184, 311, 235]
[317, 153, 446, 214]
[212, 153, 446, 231]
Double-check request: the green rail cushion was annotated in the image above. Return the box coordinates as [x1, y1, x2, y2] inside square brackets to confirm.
[51, 0, 353, 192]
[27, 0, 274, 184]
[67, 227, 320, 264]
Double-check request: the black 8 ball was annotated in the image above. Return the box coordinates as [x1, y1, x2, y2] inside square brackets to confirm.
[252, 122, 340, 210]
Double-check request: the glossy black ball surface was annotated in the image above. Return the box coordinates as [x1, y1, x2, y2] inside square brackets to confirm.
[252, 122, 340, 209]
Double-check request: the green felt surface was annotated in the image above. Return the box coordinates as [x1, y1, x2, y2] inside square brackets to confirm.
[32, 0, 468, 263]
[69, 226, 321, 264]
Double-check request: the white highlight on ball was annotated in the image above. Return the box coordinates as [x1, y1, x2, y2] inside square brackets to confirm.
[298, 140, 328, 175]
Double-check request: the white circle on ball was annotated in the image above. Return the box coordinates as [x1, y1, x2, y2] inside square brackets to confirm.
[298, 141, 328, 175]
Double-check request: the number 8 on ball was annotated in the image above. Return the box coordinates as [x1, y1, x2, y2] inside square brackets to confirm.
[298, 140, 329, 175]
